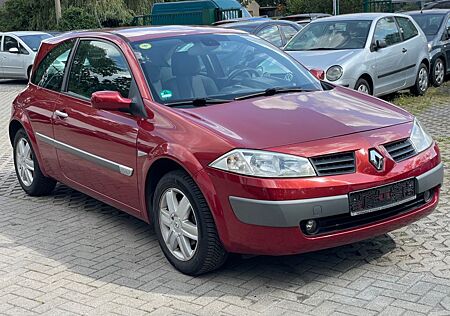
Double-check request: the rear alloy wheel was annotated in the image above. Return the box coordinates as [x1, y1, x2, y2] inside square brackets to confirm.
[13, 129, 56, 196]
[432, 58, 445, 87]
[153, 170, 227, 275]
[411, 63, 429, 96]
[355, 78, 372, 95]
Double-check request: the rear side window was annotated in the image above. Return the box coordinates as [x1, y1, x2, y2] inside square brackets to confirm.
[396, 17, 418, 41]
[32, 40, 75, 91]
[280, 25, 298, 41]
[257, 25, 283, 47]
[373, 17, 402, 46]
[67, 40, 132, 99]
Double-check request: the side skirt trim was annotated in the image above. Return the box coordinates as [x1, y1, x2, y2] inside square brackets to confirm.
[36, 132, 134, 177]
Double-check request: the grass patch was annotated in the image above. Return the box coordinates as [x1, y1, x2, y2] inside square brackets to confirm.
[386, 81, 449, 115]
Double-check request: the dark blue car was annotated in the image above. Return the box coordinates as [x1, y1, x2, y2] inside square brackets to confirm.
[408, 9, 450, 86]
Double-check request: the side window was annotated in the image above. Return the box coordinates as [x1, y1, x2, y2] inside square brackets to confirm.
[373, 17, 402, 46]
[257, 25, 283, 47]
[19, 43, 29, 55]
[4, 36, 18, 52]
[396, 17, 418, 41]
[67, 40, 132, 99]
[32, 40, 75, 91]
[280, 25, 299, 42]
[446, 17, 450, 39]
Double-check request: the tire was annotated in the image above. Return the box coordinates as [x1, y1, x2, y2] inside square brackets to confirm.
[27, 67, 32, 81]
[355, 78, 372, 95]
[13, 129, 56, 196]
[152, 170, 227, 275]
[410, 63, 429, 96]
[432, 58, 445, 87]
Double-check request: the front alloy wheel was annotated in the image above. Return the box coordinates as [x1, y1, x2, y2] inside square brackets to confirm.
[153, 170, 227, 275]
[159, 188, 198, 261]
[432, 58, 445, 87]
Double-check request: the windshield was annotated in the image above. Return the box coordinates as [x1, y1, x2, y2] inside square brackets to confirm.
[19, 34, 52, 51]
[285, 20, 372, 51]
[410, 14, 445, 36]
[131, 34, 322, 105]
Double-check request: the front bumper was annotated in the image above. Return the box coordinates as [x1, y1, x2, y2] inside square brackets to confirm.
[229, 163, 443, 228]
[198, 127, 442, 255]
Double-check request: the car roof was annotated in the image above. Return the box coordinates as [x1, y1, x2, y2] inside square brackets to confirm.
[1, 31, 51, 36]
[220, 19, 299, 29]
[46, 26, 246, 44]
[406, 9, 450, 14]
[311, 12, 408, 22]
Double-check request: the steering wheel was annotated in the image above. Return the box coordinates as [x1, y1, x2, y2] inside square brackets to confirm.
[228, 68, 260, 81]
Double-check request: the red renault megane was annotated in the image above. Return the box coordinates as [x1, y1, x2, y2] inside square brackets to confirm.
[9, 26, 443, 275]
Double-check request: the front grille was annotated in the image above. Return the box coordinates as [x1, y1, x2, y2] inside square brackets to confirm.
[384, 138, 416, 162]
[310, 152, 356, 176]
[300, 189, 434, 236]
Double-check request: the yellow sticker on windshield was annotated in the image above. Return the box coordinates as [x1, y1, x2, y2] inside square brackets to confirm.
[139, 43, 152, 50]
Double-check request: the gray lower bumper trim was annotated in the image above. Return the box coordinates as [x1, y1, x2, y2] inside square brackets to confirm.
[229, 163, 444, 228]
[229, 195, 349, 228]
[415, 163, 444, 194]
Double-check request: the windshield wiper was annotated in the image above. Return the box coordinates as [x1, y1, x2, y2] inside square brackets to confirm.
[307, 48, 339, 51]
[164, 98, 232, 107]
[234, 87, 314, 101]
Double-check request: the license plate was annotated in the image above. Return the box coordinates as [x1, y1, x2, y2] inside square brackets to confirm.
[349, 179, 416, 216]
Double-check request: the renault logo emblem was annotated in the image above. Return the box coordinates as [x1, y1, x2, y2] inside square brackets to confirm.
[369, 149, 384, 171]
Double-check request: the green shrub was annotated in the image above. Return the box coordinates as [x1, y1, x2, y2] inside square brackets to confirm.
[58, 6, 99, 31]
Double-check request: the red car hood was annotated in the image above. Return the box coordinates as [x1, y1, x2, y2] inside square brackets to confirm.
[178, 86, 413, 149]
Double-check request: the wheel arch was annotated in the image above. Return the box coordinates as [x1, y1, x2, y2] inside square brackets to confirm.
[357, 73, 374, 93]
[144, 157, 188, 221]
[421, 58, 430, 71]
[9, 119, 24, 146]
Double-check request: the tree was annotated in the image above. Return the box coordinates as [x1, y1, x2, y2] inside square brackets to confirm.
[286, 0, 362, 14]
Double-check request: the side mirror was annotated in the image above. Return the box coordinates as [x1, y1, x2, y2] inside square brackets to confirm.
[376, 39, 387, 49]
[372, 39, 387, 51]
[309, 68, 325, 80]
[91, 91, 132, 111]
[8, 47, 19, 54]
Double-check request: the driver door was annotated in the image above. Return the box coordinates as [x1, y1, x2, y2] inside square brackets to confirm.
[53, 39, 141, 214]
[371, 17, 407, 95]
[2, 35, 26, 78]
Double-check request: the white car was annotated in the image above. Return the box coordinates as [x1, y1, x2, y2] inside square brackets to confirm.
[0, 31, 53, 80]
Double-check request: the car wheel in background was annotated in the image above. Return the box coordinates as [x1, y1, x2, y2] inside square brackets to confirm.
[27, 67, 32, 81]
[153, 170, 228, 275]
[355, 78, 372, 95]
[411, 63, 429, 96]
[13, 129, 56, 196]
[432, 58, 445, 87]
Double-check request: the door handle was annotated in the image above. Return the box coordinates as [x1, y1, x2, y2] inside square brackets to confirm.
[54, 110, 68, 119]
[402, 48, 407, 53]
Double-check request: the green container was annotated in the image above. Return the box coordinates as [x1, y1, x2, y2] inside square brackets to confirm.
[133, 0, 243, 26]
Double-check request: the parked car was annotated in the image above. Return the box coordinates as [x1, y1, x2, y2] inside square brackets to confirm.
[284, 13, 430, 96]
[10, 26, 443, 275]
[407, 9, 450, 86]
[423, 0, 450, 9]
[280, 13, 332, 27]
[220, 19, 302, 47]
[0, 31, 52, 80]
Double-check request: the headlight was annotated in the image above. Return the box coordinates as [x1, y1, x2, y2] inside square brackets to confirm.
[209, 149, 316, 178]
[410, 119, 433, 153]
[427, 43, 432, 52]
[326, 65, 343, 81]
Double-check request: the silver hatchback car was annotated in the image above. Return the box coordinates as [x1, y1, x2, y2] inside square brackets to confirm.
[0, 31, 52, 80]
[284, 13, 430, 96]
